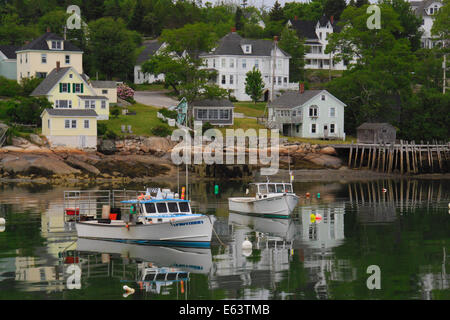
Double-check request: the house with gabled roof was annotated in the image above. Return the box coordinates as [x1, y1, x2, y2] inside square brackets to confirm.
[31, 63, 110, 120]
[41, 108, 98, 149]
[267, 85, 346, 139]
[15, 29, 83, 83]
[89, 80, 117, 104]
[199, 28, 294, 101]
[0, 45, 19, 80]
[134, 40, 167, 84]
[410, 0, 443, 49]
[287, 16, 347, 71]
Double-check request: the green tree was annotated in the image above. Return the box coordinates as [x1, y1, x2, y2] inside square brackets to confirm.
[269, 1, 285, 22]
[128, 0, 145, 32]
[279, 27, 306, 82]
[235, 7, 244, 30]
[4, 96, 51, 125]
[431, 0, 450, 41]
[245, 67, 264, 104]
[324, 0, 347, 20]
[38, 9, 69, 36]
[87, 17, 141, 80]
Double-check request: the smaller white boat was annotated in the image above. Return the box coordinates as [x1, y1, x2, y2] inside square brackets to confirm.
[75, 188, 215, 248]
[228, 181, 299, 217]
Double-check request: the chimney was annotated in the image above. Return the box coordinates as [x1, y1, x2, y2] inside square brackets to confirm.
[299, 83, 305, 94]
[47, 27, 51, 33]
[231, 27, 236, 33]
[274, 35, 278, 43]
[330, 16, 334, 24]
[294, 16, 298, 21]
[56, 61, 60, 72]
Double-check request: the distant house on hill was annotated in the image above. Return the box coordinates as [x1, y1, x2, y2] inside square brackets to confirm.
[15, 29, 83, 83]
[0, 45, 19, 80]
[199, 29, 294, 102]
[191, 99, 235, 126]
[287, 16, 348, 71]
[410, 0, 444, 49]
[31, 63, 110, 120]
[267, 85, 346, 139]
[134, 40, 167, 84]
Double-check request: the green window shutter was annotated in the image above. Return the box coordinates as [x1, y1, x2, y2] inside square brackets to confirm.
[72, 83, 75, 93]
[67, 83, 70, 93]
[81, 83, 83, 93]
[59, 83, 62, 93]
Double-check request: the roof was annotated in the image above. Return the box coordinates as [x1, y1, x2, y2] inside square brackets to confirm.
[90, 80, 117, 88]
[30, 67, 71, 96]
[289, 17, 341, 40]
[411, 0, 442, 17]
[269, 90, 324, 109]
[0, 45, 20, 59]
[136, 40, 164, 65]
[77, 95, 108, 100]
[357, 123, 396, 130]
[43, 108, 98, 117]
[201, 32, 290, 57]
[17, 32, 82, 52]
[191, 99, 235, 108]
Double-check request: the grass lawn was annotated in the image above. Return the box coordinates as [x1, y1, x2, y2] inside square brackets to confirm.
[233, 102, 267, 118]
[102, 104, 172, 137]
[134, 83, 168, 91]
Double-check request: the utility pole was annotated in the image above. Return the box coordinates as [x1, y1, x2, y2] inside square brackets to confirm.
[443, 40, 447, 94]
[271, 36, 277, 102]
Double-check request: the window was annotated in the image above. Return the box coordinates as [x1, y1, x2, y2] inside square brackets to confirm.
[84, 119, 89, 129]
[144, 203, 156, 213]
[330, 107, 336, 117]
[259, 184, 268, 194]
[292, 111, 296, 117]
[221, 75, 226, 84]
[221, 58, 226, 68]
[230, 75, 233, 85]
[276, 184, 284, 193]
[309, 106, 318, 117]
[41, 54, 47, 64]
[208, 109, 218, 119]
[48, 119, 50, 129]
[20, 54, 22, 64]
[230, 59, 234, 68]
[65, 120, 70, 128]
[330, 123, 335, 134]
[178, 202, 190, 212]
[36, 72, 47, 79]
[268, 184, 276, 193]
[311, 123, 316, 133]
[167, 202, 179, 213]
[56, 100, 71, 108]
[245, 45, 250, 53]
[65, 55, 70, 64]
[213, 59, 216, 68]
[73, 83, 82, 93]
[102, 89, 108, 94]
[197, 109, 208, 120]
[278, 77, 282, 85]
[321, 95, 326, 101]
[156, 202, 168, 213]
[90, 100, 95, 109]
[71, 120, 77, 128]
[284, 184, 293, 193]
[284, 77, 287, 85]
[255, 59, 259, 69]
[51, 41, 62, 50]
[277, 60, 282, 70]
[242, 59, 246, 69]
[219, 109, 229, 120]
[60, 83, 69, 93]
[84, 100, 90, 109]
[101, 100, 106, 109]
[25, 53, 27, 63]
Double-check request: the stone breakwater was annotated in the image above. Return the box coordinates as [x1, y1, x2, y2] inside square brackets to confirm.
[0, 136, 343, 182]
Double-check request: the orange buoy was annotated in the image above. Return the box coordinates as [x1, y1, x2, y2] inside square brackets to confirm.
[315, 213, 322, 221]
[382, 188, 387, 193]
[180, 280, 184, 294]
[306, 192, 310, 198]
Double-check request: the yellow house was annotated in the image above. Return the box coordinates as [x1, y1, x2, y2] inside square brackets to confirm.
[16, 30, 83, 83]
[90, 80, 118, 104]
[41, 108, 98, 149]
[31, 64, 110, 120]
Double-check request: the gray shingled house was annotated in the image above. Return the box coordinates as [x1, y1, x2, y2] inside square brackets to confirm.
[356, 123, 397, 144]
[191, 99, 235, 126]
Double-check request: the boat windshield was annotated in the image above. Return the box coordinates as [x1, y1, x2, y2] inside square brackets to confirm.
[156, 202, 168, 213]
[258, 184, 268, 194]
[178, 202, 190, 212]
[268, 184, 276, 193]
[144, 203, 156, 213]
[276, 184, 284, 193]
[167, 202, 179, 213]
[284, 184, 293, 193]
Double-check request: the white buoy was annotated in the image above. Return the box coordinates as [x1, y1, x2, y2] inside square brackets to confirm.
[0, 225, 4, 233]
[0, 218, 5, 225]
[242, 237, 252, 250]
[448, 203, 450, 209]
[123, 285, 135, 295]
[242, 248, 252, 257]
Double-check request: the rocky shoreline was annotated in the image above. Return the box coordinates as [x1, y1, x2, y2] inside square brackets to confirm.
[1, 135, 446, 185]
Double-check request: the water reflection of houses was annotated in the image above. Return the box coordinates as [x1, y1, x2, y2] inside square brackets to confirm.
[419, 247, 449, 300]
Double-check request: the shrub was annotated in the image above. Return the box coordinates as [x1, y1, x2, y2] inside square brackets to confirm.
[110, 107, 120, 118]
[0, 76, 22, 97]
[151, 125, 171, 137]
[104, 129, 117, 140]
[117, 84, 135, 102]
[20, 77, 44, 96]
[97, 122, 108, 136]
[4, 97, 51, 125]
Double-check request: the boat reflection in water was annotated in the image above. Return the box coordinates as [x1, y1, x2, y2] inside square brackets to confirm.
[74, 238, 212, 296]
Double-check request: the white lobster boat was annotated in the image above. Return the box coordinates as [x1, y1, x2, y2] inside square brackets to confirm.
[228, 182, 299, 217]
[75, 189, 215, 248]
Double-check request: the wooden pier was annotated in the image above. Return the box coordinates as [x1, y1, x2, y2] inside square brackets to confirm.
[332, 140, 450, 174]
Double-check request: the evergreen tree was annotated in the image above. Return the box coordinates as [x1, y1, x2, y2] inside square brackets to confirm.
[235, 7, 244, 31]
[128, 0, 145, 32]
[324, 0, 347, 20]
[269, 1, 285, 22]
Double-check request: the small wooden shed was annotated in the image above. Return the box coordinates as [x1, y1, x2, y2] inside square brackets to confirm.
[357, 123, 396, 144]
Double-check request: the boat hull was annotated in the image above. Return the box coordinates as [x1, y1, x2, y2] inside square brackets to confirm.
[75, 215, 214, 248]
[228, 194, 298, 217]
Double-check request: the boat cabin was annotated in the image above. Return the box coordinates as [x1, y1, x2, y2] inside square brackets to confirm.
[250, 183, 293, 195]
[124, 199, 192, 215]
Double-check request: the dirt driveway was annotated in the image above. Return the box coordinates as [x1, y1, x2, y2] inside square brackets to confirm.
[134, 90, 179, 108]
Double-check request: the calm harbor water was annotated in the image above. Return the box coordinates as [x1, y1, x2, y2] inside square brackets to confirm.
[0, 178, 449, 300]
